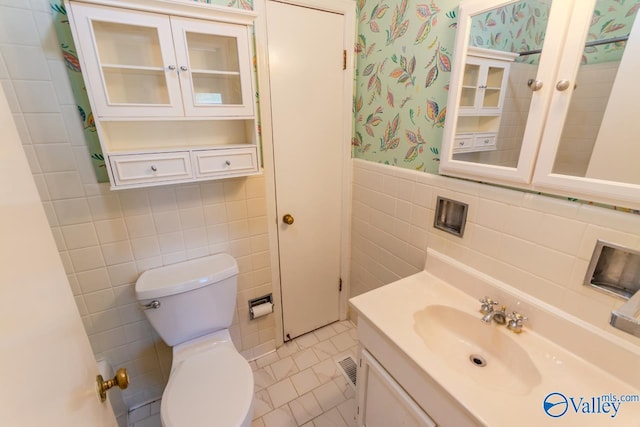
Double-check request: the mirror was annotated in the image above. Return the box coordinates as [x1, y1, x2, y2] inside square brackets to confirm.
[552, 0, 640, 185]
[452, 0, 551, 168]
[442, 0, 640, 209]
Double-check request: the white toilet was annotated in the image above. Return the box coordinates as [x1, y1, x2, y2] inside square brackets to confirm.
[135, 253, 253, 427]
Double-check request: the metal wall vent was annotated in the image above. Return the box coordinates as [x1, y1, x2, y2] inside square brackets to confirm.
[336, 355, 357, 388]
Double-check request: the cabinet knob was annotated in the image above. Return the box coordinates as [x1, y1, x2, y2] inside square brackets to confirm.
[225, 160, 231, 166]
[180, 66, 188, 72]
[150, 165, 157, 172]
[167, 65, 176, 71]
[555, 80, 571, 91]
[527, 79, 543, 91]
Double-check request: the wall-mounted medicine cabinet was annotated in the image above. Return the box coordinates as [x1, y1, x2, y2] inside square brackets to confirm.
[65, 0, 260, 190]
[440, 0, 640, 210]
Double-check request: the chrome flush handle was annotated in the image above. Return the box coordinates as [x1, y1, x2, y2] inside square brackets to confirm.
[141, 300, 161, 310]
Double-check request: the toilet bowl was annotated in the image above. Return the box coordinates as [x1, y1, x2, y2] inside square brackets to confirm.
[135, 254, 254, 427]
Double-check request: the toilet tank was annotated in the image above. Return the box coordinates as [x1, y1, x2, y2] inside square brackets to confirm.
[135, 254, 239, 347]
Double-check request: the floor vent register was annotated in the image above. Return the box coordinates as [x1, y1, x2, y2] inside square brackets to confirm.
[336, 355, 357, 389]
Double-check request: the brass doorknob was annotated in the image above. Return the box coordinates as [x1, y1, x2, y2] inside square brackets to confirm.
[282, 214, 294, 225]
[96, 367, 129, 402]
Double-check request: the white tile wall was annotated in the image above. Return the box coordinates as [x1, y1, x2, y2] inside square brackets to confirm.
[1, 2, 276, 419]
[351, 159, 640, 346]
[554, 62, 618, 176]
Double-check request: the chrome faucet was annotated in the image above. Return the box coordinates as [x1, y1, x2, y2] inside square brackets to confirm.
[479, 297, 507, 325]
[610, 290, 640, 337]
[506, 311, 528, 333]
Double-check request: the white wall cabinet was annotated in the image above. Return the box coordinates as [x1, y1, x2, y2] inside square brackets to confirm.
[454, 47, 516, 154]
[66, 0, 260, 189]
[441, 0, 640, 210]
[459, 47, 516, 116]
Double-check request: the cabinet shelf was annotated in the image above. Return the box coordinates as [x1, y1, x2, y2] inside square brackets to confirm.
[101, 64, 166, 72]
[191, 69, 241, 76]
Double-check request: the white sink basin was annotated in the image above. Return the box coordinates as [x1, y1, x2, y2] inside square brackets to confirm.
[413, 305, 541, 395]
[350, 250, 640, 427]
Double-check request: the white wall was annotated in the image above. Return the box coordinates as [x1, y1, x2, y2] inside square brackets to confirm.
[0, 0, 276, 411]
[351, 159, 640, 346]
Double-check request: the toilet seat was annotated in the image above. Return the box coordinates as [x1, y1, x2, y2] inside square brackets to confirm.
[161, 341, 254, 427]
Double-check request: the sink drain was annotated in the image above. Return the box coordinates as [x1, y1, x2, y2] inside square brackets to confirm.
[469, 354, 487, 367]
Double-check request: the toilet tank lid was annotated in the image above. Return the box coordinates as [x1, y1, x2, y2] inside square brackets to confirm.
[135, 254, 238, 300]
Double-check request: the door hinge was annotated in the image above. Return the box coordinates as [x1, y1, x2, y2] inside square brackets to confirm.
[343, 49, 347, 70]
[339, 277, 343, 292]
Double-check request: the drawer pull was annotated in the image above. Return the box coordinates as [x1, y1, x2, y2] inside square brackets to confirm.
[150, 165, 157, 172]
[225, 160, 231, 166]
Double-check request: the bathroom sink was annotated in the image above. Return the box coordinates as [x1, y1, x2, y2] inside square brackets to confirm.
[413, 305, 541, 395]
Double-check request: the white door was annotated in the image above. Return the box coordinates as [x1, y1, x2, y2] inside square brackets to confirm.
[266, 1, 346, 340]
[0, 86, 117, 425]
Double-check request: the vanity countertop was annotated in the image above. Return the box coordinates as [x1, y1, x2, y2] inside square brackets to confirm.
[350, 251, 640, 427]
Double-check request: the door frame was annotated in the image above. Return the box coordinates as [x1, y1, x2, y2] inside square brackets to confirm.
[254, 0, 356, 346]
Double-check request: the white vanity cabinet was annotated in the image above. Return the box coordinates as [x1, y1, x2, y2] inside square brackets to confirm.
[440, 0, 640, 210]
[66, 0, 259, 189]
[357, 349, 436, 427]
[356, 318, 480, 427]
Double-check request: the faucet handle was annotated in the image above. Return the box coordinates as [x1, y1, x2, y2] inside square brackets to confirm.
[479, 297, 498, 314]
[507, 311, 528, 333]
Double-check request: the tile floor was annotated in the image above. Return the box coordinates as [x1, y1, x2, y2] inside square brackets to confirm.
[128, 320, 359, 427]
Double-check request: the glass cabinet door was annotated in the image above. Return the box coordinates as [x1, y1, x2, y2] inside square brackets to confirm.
[460, 63, 480, 108]
[70, 3, 184, 117]
[458, 57, 508, 114]
[171, 18, 254, 117]
[482, 65, 505, 108]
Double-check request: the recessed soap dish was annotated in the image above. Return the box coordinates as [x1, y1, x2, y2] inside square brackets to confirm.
[434, 196, 468, 237]
[584, 240, 640, 299]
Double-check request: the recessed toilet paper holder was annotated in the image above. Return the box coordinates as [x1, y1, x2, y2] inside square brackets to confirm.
[249, 293, 273, 320]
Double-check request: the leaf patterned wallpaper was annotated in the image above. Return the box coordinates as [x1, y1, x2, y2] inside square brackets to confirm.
[353, 0, 640, 174]
[468, 0, 639, 65]
[468, 0, 550, 64]
[584, 0, 639, 64]
[353, 0, 458, 173]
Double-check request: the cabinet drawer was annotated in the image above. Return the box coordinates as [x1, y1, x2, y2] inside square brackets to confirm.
[453, 135, 474, 152]
[192, 147, 258, 177]
[473, 133, 496, 149]
[110, 152, 192, 186]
